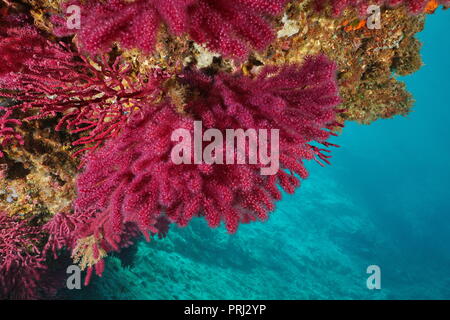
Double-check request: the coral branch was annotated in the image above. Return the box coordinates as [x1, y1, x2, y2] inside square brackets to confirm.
[73, 56, 341, 277]
[0, 107, 23, 157]
[0, 213, 46, 299]
[0, 15, 164, 157]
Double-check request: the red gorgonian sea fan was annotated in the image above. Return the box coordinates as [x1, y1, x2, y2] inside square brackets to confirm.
[74, 54, 342, 267]
[54, 0, 289, 58]
[0, 213, 46, 299]
[0, 15, 164, 157]
[314, 0, 450, 16]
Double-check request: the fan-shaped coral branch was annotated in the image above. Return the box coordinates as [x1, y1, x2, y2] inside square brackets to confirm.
[0, 15, 165, 157]
[0, 213, 46, 299]
[53, 0, 289, 59]
[73, 55, 342, 274]
[0, 14, 47, 75]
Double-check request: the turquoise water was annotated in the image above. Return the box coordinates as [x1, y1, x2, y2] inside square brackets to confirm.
[68, 10, 450, 300]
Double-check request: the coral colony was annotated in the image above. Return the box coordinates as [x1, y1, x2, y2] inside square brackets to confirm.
[0, 0, 446, 298]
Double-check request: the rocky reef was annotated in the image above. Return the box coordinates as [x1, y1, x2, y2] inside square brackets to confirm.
[0, 0, 447, 299]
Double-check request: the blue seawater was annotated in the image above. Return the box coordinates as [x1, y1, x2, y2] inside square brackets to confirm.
[68, 9, 450, 300]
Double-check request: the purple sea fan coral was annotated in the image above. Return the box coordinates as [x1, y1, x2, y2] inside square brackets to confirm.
[75, 54, 342, 260]
[0, 15, 164, 156]
[174, 55, 343, 229]
[43, 211, 80, 259]
[54, 0, 289, 58]
[0, 213, 46, 299]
